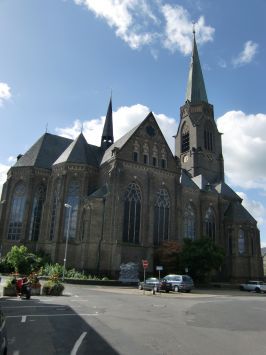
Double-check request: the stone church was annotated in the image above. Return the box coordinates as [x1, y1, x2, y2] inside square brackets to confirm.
[0, 34, 263, 281]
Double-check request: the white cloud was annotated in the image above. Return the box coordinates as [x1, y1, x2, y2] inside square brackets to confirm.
[56, 103, 177, 152]
[217, 111, 266, 190]
[73, 0, 214, 54]
[233, 40, 258, 67]
[162, 5, 214, 55]
[0, 82, 11, 106]
[74, 0, 157, 49]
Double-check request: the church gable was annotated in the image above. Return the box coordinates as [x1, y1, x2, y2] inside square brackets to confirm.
[104, 112, 177, 171]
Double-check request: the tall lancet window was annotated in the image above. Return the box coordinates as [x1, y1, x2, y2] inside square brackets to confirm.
[8, 182, 26, 241]
[183, 203, 196, 240]
[49, 179, 61, 240]
[29, 184, 46, 241]
[181, 122, 190, 153]
[154, 188, 170, 245]
[204, 207, 216, 241]
[204, 122, 213, 151]
[238, 229, 245, 255]
[122, 182, 142, 244]
[64, 179, 80, 240]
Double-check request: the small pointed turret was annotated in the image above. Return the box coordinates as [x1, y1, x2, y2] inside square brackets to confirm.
[185, 30, 208, 104]
[101, 97, 114, 150]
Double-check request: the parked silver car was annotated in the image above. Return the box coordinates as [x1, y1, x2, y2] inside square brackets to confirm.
[161, 274, 194, 293]
[239, 280, 266, 293]
[138, 277, 160, 291]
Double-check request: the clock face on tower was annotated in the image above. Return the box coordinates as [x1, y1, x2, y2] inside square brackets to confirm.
[146, 125, 156, 137]
[183, 155, 189, 163]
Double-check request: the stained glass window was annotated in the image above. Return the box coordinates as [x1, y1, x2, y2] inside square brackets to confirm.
[49, 180, 61, 240]
[204, 207, 215, 241]
[154, 188, 170, 245]
[29, 184, 46, 241]
[183, 203, 196, 240]
[64, 180, 80, 240]
[122, 182, 141, 244]
[8, 182, 26, 241]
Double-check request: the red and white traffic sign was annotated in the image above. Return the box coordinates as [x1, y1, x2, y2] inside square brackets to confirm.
[142, 260, 149, 269]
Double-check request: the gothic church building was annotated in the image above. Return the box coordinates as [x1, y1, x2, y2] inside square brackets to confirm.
[0, 34, 263, 281]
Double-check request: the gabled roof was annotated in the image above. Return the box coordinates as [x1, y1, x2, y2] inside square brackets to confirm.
[180, 169, 199, 189]
[215, 182, 242, 201]
[185, 32, 208, 104]
[53, 133, 101, 166]
[224, 201, 257, 224]
[14, 133, 72, 169]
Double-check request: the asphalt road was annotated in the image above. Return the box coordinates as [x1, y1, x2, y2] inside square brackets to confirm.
[2, 285, 266, 355]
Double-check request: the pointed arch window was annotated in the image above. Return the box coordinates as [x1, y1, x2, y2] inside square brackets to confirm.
[122, 182, 141, 244]
[181, 123, 190, 153]
[238, 229, 245, 255]
[8, 182, 26, 240]
[49, 180, 61, 240]
[204, 122, 213, 151]
[204, 207, 215, 241]
[133, 140, 140, 162]
[29, 184, 46, 241]
[64, 179, 80, 240]
[154, 188, 170, 245]
[183, 203, 196, 240]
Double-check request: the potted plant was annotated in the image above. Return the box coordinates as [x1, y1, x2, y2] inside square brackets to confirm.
[3, 276, 17, 296]
[28, 273, 41, 295]
[42, 274, 64, 296]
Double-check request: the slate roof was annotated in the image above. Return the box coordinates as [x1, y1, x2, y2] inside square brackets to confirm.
[180, 170, 199, 189]
[53, 133, 102, 167]
[215, 182, 241, 201]
[192, 174, 209, 190]
[224, 201, 257, 224]
[14, 133, 72, 169]
[100, 123, 141, 165]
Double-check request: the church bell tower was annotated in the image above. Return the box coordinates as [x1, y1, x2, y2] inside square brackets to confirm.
[175, 30, 224, 184]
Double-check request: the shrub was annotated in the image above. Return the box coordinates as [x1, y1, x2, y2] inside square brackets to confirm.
[6, 245, 44, 275]
[42, 278, 64, 296]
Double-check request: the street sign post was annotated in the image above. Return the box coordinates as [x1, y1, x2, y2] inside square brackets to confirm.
[156, 266, 163, 285]
[142, 260, 149, 294]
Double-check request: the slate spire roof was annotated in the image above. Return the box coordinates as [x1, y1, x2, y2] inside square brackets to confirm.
[53, 132, 100, 166]
[101, 96, 114, 151]
[185, 30, 208, 104]
[14, 133, 72, 169]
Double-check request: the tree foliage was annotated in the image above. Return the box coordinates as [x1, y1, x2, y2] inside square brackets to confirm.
[180, 238, 225, 283]
[154, 241, 182, 274]
[5, 245, 44, 275]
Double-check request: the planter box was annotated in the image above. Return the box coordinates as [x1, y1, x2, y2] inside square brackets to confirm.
[3, 286, 17, 296]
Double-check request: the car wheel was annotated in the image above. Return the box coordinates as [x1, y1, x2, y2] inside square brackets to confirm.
[174, 285, 179, 292]
[255, 287, 261, 293]
[239, 286, 244, 291]
[186, 289, 191, 293]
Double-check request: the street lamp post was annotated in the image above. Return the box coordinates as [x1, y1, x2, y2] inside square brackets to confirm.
[63, 203, 72, 282]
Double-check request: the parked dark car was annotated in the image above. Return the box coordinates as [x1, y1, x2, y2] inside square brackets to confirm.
[138, 277, 160, 291]
[160, 274, 194, 293]
[0, 308, 7, 355]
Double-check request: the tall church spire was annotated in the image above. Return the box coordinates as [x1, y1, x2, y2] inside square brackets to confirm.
[101, 96, 114, 150]
[185, 30, 208, 104]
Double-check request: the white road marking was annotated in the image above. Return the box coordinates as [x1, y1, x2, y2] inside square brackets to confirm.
[71, 331, 87, 355]
[6, 313, 99, 319]
[2, 305, 67, 309]
[21, 316, 27, 323]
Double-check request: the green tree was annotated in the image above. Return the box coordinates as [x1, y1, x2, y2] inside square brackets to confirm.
[180, 238, 225, 283]
[6, 245, 43, 275]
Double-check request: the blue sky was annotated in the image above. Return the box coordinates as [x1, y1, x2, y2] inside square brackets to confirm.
[1, 0, 266, 246]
